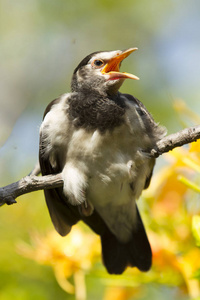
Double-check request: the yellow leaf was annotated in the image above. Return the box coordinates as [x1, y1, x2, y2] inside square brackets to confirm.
[192, 215, 200, 247]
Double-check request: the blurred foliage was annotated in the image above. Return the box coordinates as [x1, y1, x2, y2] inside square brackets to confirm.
[1, 0, 200, 299]
[17, 227, 101, 299]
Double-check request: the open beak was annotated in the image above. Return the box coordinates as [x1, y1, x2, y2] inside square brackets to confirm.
[101, 48, 139, 81]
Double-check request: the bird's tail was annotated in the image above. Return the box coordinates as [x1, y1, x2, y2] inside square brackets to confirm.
[100, 206, 152, 274]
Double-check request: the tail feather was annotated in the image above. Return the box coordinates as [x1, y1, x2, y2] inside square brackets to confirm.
[101, 206, 152, 274]
[101, 231, 129, 274]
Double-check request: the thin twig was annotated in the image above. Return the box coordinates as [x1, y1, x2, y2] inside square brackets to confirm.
[0, 125, 200, 206]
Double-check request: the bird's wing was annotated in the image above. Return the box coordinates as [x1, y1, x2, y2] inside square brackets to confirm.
[39, 97, 81, 236]
[121, 92, 166, 190]
[39, 149, 79, 236]
[122, 92, 166, 141]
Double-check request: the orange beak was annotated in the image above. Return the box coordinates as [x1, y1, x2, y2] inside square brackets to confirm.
[101, 48, 139, 81]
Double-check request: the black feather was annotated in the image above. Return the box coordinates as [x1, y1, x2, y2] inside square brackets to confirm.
[101, 206, 152, 274]
[68, 91, 126, 132]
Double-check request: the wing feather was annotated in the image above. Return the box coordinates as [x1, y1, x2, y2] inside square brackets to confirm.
[39, 98, 81, 236]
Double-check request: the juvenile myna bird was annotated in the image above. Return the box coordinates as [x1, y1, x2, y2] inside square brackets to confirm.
[39, 48, 165, 274]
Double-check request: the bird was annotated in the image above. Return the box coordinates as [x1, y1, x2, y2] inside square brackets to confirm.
[39, 48, 166, 274]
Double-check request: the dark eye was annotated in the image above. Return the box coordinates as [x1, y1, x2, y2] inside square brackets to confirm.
[93, 59, 104, 67]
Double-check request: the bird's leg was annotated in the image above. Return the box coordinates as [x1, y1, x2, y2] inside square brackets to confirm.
[78, 200, 94, 217]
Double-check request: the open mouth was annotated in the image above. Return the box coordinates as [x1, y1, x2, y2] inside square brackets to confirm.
[101, 48, 139, 81]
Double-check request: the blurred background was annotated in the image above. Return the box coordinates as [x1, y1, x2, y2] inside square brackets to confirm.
[0, 0, 200, 299]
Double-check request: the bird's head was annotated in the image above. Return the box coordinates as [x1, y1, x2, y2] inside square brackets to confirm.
[71, 48, 139, 95]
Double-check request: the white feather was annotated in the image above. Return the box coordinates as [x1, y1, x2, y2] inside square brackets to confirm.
[62, 162, 88, 205]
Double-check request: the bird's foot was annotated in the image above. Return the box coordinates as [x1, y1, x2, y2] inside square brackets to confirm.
[78, 200, 94, 216]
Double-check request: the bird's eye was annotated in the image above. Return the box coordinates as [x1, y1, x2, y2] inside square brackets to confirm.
[92, 59, 104, 68]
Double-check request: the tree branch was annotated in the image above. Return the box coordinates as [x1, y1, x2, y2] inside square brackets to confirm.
[150, 125, 200, 158]
[1, 125, 200, 206]
[0, 174, 63, 206]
